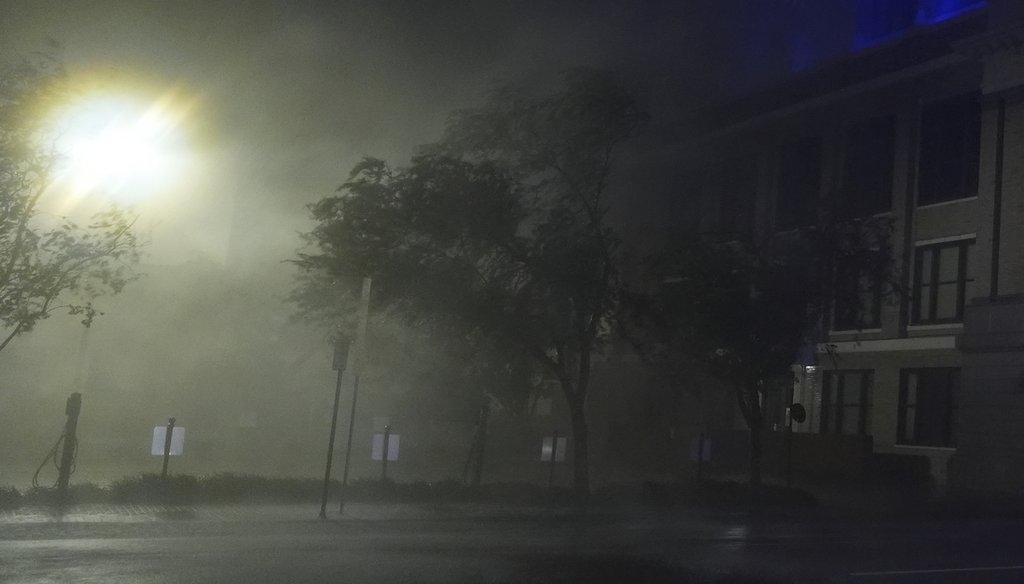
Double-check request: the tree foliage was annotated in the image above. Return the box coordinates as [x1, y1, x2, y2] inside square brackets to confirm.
[625, 216, 898, 486]
[293, 69, 645, 496]
[0, 55, 141, 352]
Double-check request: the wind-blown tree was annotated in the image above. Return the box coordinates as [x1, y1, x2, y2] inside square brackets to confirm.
[625, 216, 897, 487]
[0, 56, 141, 352]
[293, 70, 644, 496]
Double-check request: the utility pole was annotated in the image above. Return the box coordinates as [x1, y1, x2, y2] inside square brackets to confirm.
[56, 393, 82, 506]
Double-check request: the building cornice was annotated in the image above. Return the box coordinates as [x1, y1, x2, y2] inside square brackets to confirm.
[954, 23, 1024, 58]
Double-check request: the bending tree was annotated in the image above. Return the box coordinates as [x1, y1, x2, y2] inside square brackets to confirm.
[293, 70, 644, 496]
[625, 217, 897, 487]
[0, 56, 141, 353]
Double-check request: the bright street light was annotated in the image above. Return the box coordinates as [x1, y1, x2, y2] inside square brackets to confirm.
[46, 90, 193, 208]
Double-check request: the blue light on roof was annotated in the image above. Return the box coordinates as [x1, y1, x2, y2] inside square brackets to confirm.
[914, 0, 986, 25]
[854, 0, 986, 48]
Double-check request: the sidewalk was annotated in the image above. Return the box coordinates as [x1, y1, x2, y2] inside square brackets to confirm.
[0, 501, 615, 525]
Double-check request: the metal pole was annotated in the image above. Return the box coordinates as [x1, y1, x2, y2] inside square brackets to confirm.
[318, 367, 345, 519]
[786, 410, 794, 489]
[381, 424, 391, 482]
[547, 430, 559, 490]
[160, 417, 176, 480]
[338, 374, 361, 514]
[697, 431, 705, 482]
[339, 277, 372, 514]
[56, 393, 82, 506]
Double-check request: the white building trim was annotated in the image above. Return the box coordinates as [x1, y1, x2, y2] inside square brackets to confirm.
[818, 335, 957, 354]
[914, 233, 977, 247]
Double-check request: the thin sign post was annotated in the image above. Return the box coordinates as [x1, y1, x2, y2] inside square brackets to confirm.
[548, 430, 559, 490]
[318, 337, 349, 520]
[381, 425, 391, 482]
[161, 418, 176, 480]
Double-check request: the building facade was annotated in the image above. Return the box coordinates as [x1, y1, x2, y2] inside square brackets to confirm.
[671, 0, 1024, 490]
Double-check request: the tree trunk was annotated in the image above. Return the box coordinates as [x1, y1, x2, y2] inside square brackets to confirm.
[749, 411, 762, 489]
[462, 401, 490, 487]
[472, 401, 489, 487]
[737, 384, 763, 489]
[567, 396, 590, 498]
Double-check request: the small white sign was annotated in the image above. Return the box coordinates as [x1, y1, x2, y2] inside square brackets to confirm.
[151, 426, 185, 456]
[541, 437, 567, 462]
[371, 433, 399, 461]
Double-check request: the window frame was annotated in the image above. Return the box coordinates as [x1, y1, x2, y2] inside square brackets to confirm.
[839, 114, 895, 219]
[820, 370, 872, 435]
[832, 259, 884, 331]
[718, 154, 758, 242]
[775, 135, 822, 231]
[911, 238, 974, 325]
[897, 368, 959, 448]
[916, 93, 981, 207]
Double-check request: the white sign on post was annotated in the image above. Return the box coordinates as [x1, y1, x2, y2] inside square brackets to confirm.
[371, 434, 399, 461]
[151, 426, 185, 455]
[540, 437, 567, 462]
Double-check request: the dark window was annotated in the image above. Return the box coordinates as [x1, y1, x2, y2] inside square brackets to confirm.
[719, 155, 758, 241]
[821, 370, 872, 435]
[841, 116, 895, 218]
[918, 94, 981, 206]
[671, 170, 706, 232]
[898, 368, 959, 447]
[776, 136, 821, 230]
[833, 259, 883, 330]
[912, 239, 974, 324]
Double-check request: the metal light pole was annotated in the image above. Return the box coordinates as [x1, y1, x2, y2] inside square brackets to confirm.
[339, 277, 372, 514]
[319, 338, 350, 520]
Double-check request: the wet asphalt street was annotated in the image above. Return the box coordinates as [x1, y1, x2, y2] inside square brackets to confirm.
[2, 504, 1024, 583]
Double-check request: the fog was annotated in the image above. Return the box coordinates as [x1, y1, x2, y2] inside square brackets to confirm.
[0, 0, 850, 487]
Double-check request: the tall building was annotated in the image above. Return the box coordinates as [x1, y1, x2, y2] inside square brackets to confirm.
[671, 0, 1024, 491]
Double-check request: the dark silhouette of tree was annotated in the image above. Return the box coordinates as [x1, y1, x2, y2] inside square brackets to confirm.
[625, 216, 897, 488]
[0, 55, 141, 353]
[293, 69, 644, 497]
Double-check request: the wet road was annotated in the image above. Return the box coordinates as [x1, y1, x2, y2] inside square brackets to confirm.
[2, 504, 1024, 583]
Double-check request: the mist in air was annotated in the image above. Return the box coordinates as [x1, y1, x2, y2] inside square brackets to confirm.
[0, 0, 850, 485]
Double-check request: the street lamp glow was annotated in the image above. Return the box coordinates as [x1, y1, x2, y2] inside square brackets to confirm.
[49, 93, 191, 206]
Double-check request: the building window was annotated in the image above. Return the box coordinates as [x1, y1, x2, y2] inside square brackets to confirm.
[898, 368, 959, 447]
[918, 94, 981, 206]
[718, 155, 758, 241]
[821, 370, 872, 435]
[671, 170, 706, 232]
[776, 136, 821, 230]
[840, 116, 894, 218]
[833, 259, 883, 330]
[912, 239, 974, 324]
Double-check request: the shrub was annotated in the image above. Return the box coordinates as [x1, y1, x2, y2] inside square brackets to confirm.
[110, 473, 199, 504]
[200, 473, 326, 503]
[0, 486, 21, 510]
